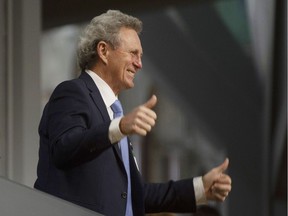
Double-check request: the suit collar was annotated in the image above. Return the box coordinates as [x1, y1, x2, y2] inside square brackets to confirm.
[85, 69, 117, 108]
[79, 71, 110, 122]
[79, 70, 98, 92]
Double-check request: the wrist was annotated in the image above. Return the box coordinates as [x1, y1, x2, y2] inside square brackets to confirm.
[119, 117, 127, 135]
[109, 117, 125, 143]
[193, 177, 207, 205]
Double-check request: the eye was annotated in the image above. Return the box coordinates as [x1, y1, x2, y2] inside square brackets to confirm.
[130, 51, 137, 57]
[130, 50, 142, 59]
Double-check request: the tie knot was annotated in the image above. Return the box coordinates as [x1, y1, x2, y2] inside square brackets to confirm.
[111, 100, 123, 118]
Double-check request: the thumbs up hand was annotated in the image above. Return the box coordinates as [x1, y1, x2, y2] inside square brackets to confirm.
[202, 158, 232, 202]
[120, 95, 157, 136]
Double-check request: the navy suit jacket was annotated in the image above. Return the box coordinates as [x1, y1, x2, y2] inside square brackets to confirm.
[34, 72, 196, 216]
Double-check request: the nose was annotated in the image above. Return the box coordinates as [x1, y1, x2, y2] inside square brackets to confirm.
[134, 55, 142, 69]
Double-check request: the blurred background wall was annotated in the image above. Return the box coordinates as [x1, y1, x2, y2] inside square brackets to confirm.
[0, 0, 286, 215]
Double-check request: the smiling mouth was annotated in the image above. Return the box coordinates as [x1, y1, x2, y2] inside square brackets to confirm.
[128, 70, 136, 78]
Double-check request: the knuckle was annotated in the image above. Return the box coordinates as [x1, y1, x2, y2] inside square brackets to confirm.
[141, 130, 147, 136]
[132, 124, 138, 132]
[147, 125, 152, 131]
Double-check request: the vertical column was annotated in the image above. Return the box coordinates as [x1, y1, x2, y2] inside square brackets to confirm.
[6, 0, 41, 187]
[246, 0, 276, 215]
[0, 0, 7, 177]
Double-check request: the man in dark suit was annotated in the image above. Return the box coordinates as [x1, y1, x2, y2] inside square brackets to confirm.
[34, 10, 232, 216]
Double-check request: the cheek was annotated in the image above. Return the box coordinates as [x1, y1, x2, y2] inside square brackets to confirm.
[121, 63, 130, 77]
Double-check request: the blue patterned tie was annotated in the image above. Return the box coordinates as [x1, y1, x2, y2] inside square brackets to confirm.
[111, 100, 133, 216]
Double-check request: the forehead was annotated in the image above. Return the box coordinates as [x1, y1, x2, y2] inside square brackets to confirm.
[118, 27, 142, 51]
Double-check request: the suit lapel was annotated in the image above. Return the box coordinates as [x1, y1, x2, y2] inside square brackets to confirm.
[79, 71, 123, 161]
[79, 72, 110, 121]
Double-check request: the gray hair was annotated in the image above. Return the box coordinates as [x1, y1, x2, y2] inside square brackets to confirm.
[77, 10, 143, 70]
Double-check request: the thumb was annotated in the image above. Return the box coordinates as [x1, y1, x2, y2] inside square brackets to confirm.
[215, 158, 229, 173]
[143, 95, 157, 109]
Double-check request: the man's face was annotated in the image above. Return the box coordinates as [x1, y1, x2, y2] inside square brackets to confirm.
[107, 27, 143, 94]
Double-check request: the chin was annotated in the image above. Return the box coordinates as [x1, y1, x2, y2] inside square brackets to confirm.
[126, 83, 134, 89]
[124, 80, 135, 89]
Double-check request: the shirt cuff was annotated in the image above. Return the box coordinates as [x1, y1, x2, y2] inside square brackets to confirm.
[109, 117, 125, 144]
[193, 176, 207, 205]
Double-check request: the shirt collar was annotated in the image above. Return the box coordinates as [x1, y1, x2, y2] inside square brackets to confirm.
[85, 69, 117, 108]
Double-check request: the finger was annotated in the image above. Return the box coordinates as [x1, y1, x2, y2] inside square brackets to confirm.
[213, 190, 229, 198]
[143, 95, 157, 109]
[211, 190, 230, 199]
[214, 158, 229, 173]
[137, 109, 157, 124]
[131, 115, 155, 135]
[212, 184, 231, 193]
[213, 191, 227, 202]
[139, 106, 157, 120]
[132, 123, 148, 136]
[211, 187, 229, 202]
[134, 117, 154, 133]
[141, 116, 156, 128]
[216, 174, 232, 184]
[212, 183, 232, 195]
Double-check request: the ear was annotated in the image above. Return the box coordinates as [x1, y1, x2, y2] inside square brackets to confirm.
[97, 41, 109, 65]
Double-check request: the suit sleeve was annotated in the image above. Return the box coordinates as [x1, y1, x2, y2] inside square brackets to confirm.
[144, 179, 197, 213]
[43, 80, 112, 169]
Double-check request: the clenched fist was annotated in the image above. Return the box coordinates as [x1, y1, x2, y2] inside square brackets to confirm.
[120, 95, 157, 136]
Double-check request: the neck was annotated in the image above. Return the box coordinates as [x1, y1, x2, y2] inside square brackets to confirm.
[89, 65, 120, 96]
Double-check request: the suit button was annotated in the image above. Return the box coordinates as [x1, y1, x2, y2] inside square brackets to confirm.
[121, 192, 127, 199]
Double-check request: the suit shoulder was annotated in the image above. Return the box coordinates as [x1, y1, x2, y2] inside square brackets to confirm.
[56, 77, 85, 88]
[50, 77, 87, 98]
